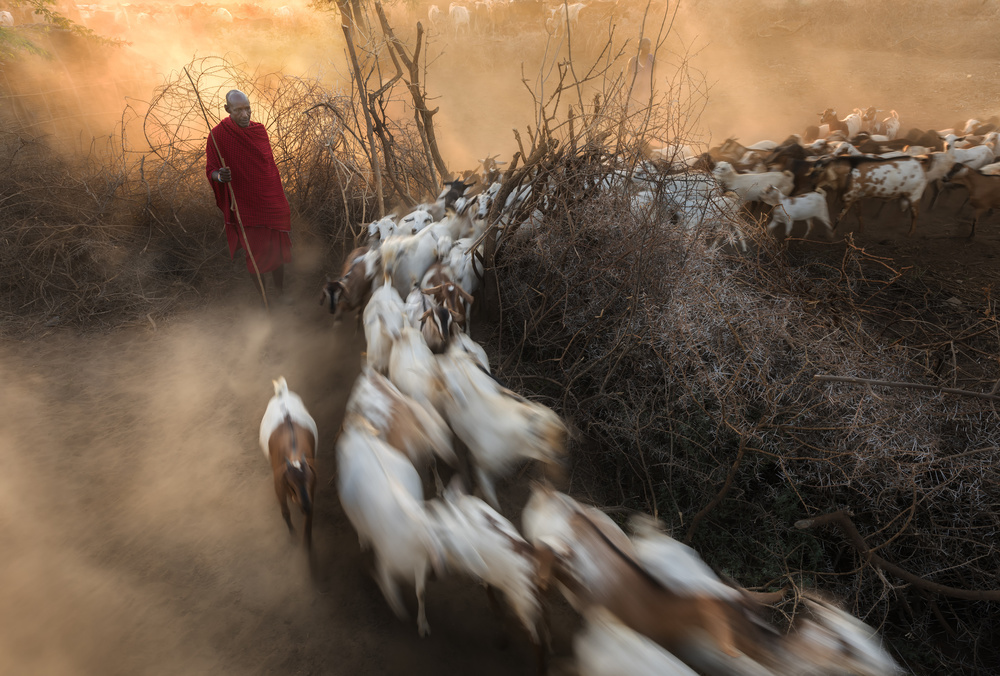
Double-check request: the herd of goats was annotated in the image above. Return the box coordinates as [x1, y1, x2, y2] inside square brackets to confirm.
[255, 162, 906, 674]
[668, 107, 1000, 245]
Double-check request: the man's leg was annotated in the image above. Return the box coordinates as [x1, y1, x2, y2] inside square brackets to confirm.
[272, 265, 284, 295]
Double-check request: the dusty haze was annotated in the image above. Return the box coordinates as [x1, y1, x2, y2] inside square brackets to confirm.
[3, 1, 1000, 673]
[0, 254, 562, 674]
[8, 0, 1000, 167]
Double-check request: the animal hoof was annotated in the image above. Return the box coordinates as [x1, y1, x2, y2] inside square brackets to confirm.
[418, 621, 431, 638]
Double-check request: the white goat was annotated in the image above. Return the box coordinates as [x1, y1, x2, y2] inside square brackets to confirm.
[760, 186, 833, 239]
[449, 2, 470, 36]
[628, 516, 741, 602]
[398, 209, 434, 235]
[259, 377, 319, 550]
[713, 161, 794, 202]
[336, 423, 443, 636]
[430, 482, 543, 645]
[447, 330, 491, 373]
[830, 141, 862, 156]
[575, 609, 700, 676]
[368, 215, 398, 247]
[548, 2, 585, 33]
[783, 597, 902, 676]
[844, 109, 864, 137]
[363, 279, 406, 374]
[942, 133, 994, 170]
[444, 237, 482, 330]
[436, 351, 567, 509]
[388, 325, 441, 411]
[428, 4, 444, 30]
[882, 110, 900, 140]
[381, 230, 440, 298]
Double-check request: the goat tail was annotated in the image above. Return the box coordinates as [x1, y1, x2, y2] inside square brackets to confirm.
[299, 478, 313, 516]
[273, 376, 289, 398]
[815, 187, 826, 198]
[285, 459, 313, 516]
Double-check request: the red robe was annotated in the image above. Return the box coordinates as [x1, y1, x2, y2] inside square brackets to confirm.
[206, 117, 291, 273]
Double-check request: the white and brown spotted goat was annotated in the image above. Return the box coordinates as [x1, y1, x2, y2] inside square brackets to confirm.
[259, 377, 319, 551]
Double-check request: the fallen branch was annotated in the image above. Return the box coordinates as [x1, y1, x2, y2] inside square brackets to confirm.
[685, 435, 746, 544]
[814, 374, 1000, 403]
[795, 510, 1000, 602]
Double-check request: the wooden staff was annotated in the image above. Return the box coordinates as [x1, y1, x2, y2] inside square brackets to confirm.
[184, 67, 269, 310]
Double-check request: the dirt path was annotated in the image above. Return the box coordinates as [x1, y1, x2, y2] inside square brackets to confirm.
[778, 186, 1000, 301]
[0, 267, 557, 675]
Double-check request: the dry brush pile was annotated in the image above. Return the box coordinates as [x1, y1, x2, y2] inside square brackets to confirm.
[480, 37, 1000, 676]
[0, 52, 434, 333]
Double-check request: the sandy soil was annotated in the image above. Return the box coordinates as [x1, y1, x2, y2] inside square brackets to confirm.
[0, 256, 573, 675]
[780, 184, 1000, 301]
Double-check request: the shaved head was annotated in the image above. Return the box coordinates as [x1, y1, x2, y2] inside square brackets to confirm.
[224, 90, 251, 128]
[226, 89, 248, 106]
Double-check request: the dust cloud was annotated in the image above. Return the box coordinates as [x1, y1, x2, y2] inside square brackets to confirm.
[0, 270, 342, 674]
[0, 249, 551, 674]
[7, 0, 1000, 165]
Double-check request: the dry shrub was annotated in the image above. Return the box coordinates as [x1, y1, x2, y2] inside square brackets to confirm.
[497, 164, 1000, 671]
[485, 22, 1000, 670]
[0, 127, 205, 332]
[0, 54, 427, 334]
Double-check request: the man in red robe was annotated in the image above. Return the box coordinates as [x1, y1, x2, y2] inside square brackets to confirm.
[206, 89, 292, 300]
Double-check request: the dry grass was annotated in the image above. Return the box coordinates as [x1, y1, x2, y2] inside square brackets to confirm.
[0, 55, 401, 334]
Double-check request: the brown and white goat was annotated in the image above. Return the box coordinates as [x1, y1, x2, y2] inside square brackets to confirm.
[524, 487, 779, 675]
[259, 377, 318, 551]
[421, 262, 475, 331]
[346, 365, 457, 492]
[321, 246, 381, 326]
[942, 163, 1000, 238]
[406, 277, 454, 354]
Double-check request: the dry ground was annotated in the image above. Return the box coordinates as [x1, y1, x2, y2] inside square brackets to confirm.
[0, 250, 579, 675]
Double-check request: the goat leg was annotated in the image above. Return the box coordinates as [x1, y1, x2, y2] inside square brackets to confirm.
[834, 201, 853, 231]
[484, 585, 512, 649]
[969, 211, 983, 240]
[431, 457, 445, 496]
[415, 558, 431, 637]
[375, 558, 407, 620]
[303, 509, 313, 552]
[926, 181, 941, 211]
[908, 201, 919, 237]
[275, 476, 294, 535]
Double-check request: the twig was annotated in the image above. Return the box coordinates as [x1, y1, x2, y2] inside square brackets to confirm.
[795, 511, 1000, 601]
[814, 374, 1000, 403]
